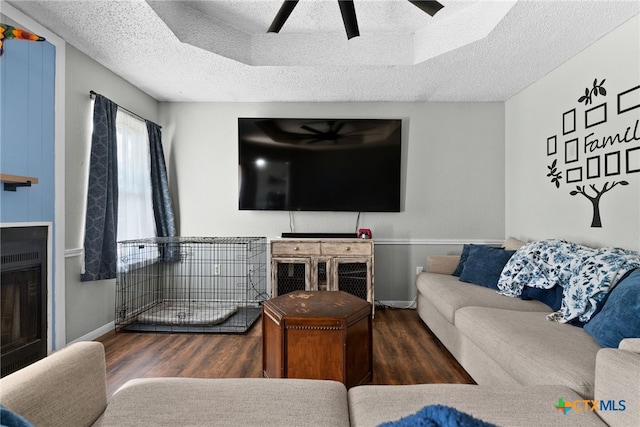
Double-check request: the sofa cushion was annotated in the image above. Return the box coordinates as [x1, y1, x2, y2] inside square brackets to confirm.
[455, 307, 602, 398]
[416, 272, 550, 324]
[93, 378, 350, 427]
[348, 384, 605, 427]
[458, 245, 515, 289]
[0, 342, 107, 427]
[594, 342, 640, 427]
[426, 255, 460, 275]
[452, 244, 473, 276]
[453, 239, 524, 276]
[584, 269, 640, 348]
[519, 284, 563, 311]
[502, 236, 526, 251]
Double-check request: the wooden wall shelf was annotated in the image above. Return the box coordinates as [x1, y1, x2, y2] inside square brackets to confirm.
[0, 174, 39, 191]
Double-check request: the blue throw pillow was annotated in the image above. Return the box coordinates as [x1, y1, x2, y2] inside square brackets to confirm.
[519, 284, 563, 311]
[0, 405, 34, 427]
[584, 269, 640, 348]
[452, 244, 473, 277]
[459, 245, 516, 289]
[379, 404, 497, 427]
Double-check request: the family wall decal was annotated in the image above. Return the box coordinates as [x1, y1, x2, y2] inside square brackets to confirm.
[546, 79, 640, 228]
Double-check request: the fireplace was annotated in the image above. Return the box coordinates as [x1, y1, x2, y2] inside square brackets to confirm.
[1, 226, 47, 377]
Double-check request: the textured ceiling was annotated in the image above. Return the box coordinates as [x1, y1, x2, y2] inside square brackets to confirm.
[145, 0, 515, 66]
[5, 0, 640, 102]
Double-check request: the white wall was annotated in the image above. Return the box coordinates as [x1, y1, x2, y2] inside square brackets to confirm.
[159, 102, 506, 300]
[64, 45, 160, 342]
[506, 15, 640, 251]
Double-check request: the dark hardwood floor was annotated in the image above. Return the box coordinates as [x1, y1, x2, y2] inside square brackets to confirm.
[96, 308, 474, 396]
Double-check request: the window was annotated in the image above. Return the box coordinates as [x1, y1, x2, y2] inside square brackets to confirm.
[115, 110, 158, 268]
[84, 93, 173, 281]
[115, 111, 156, 241]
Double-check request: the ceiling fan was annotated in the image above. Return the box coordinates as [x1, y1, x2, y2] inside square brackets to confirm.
[256, 119, 381, 146]
[267, 0, 445, 40]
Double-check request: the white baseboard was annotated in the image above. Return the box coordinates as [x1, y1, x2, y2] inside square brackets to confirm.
[68, 321, 114, 345]
[378, 299, 416, 309]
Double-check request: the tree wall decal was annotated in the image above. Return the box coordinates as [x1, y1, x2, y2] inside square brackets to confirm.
[547, 159, 562, 188]
[578, 78, 606, 105]
[569, 181, 628, 227]
[545, 78, 639, 228]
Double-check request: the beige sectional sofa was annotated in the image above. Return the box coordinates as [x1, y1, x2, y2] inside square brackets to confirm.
[1, 338, 639, 426]
[416, 254, 605, 397]
[414, 249, 640, 426]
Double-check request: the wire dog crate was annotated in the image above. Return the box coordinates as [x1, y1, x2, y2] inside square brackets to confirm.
[115, 237, 267, 333]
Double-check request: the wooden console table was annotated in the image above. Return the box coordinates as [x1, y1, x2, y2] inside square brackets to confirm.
[262, 290, 373, 388]
[270, 238, 374, 313]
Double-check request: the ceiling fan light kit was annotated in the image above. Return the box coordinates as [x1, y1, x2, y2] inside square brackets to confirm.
[268, 0, 445, 40]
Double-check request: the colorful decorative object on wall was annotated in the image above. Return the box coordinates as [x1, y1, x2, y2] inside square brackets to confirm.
[546, 78, 640, 228]
[0, 24, 45, 57]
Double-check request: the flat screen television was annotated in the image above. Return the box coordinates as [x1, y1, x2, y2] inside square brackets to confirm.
[238, 118, 402, 212]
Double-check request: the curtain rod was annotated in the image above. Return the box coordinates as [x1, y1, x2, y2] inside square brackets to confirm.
[89, 90, 161, 128]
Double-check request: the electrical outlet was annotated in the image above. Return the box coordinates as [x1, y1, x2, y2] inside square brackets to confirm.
[214, 264, 221, 276]
[416, 266, 424, 275]
[248, 264, 254, 275]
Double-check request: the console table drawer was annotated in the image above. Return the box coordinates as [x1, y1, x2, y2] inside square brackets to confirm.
[321, 241, 372, 256]
[271, 241, 321, 256]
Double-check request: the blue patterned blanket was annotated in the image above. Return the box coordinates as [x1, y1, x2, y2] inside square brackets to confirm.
[379, 404, 496, 427]
[497, 239, 640, 324]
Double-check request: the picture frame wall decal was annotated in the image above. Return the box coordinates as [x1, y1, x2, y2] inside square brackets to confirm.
[617, 85, 640, 114]
[627, 146, 640, 173]
[586, 156, 600, 179]
[544, 77, 639, 228]
[585, 102, 607, 128]
[566, 167, 583, 184]
[564, 138, 579, 163]
[547, 135, 557, 156]
[604, 151, 621, 176]
[563, 109, 576, 135]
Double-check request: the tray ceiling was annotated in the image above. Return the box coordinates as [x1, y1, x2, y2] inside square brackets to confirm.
[5, 1, 639, 102]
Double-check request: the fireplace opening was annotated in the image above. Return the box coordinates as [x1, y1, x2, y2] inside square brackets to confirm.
[1, 226, 47, 377]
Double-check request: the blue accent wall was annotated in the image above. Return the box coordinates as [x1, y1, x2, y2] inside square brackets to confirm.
[1, 38, 55, 222]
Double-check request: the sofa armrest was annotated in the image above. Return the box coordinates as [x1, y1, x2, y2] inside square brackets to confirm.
[0, 341, 108, 427]
[619, 338, 640, 353]
[426, 256, 460, 275]
[594, 345, 640, 426]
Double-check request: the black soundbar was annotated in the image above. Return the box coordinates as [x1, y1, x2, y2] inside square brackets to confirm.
[281, 232, 357, 238]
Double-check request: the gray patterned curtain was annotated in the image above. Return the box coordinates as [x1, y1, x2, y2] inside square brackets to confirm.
[81, 94, 119, 281]
[147, 121, 178, 261]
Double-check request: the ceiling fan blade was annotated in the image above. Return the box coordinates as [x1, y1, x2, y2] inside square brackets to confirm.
[338, 0, 359, 40]
[408, 0, 444, 17]
[267, 0, 300, 33]
[306, 137, 329, 144]
[301, 125, 325, 135]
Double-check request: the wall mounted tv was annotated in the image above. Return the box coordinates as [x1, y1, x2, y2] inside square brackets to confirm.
[238, 118, 402, 212]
